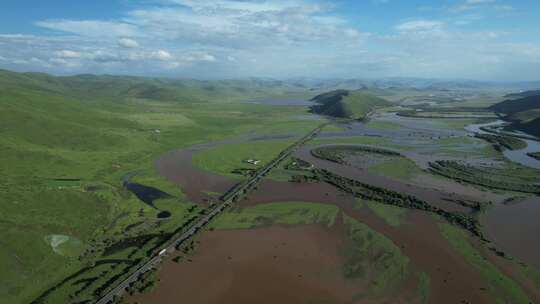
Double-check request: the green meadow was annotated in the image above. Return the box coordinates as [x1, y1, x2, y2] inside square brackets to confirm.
[0, 70, 322, 303]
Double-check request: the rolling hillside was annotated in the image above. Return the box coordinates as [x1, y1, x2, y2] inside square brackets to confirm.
[504, 89, 540, 99]
[490, 93, 540, 115]
[489, 90, 540, 137]
[310, 89, 390, 120]
[0, 69, 312, 104]
[0, 69, 324, 304]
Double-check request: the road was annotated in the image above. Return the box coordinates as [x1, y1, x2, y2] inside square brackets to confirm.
[95, 124, 326, 304]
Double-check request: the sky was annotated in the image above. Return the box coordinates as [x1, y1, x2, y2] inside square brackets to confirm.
[0, 0, 539, 81]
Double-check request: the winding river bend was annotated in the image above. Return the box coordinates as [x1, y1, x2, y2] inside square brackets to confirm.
[465, 120, 540, 169]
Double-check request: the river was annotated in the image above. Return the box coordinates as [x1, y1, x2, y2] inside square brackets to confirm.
[465, 120, 540, 169]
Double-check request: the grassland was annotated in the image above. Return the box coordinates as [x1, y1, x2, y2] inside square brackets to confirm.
[210, 202, 339, 230]
[367, 157, 421, 179]
[192, 140, 296, 178]
[528, 152, 540, 161]
[359, 200, 408, 227]
[489, 92, 540, 137]
[429, 160, 540, 194]
[343, 215, 411, 299]
[0, 70, 324, 304]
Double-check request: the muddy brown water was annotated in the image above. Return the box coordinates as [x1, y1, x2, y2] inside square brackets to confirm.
[127, 225, 362, 304]
[240, 182, 500, 304]
[156, 147, 237, 204]
[296, 145, 478, 213]
[481, 196, 540, 269]
[152, 139, 539, 303]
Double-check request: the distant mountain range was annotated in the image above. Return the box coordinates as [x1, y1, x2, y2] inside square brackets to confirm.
[2, 69, 539, 98]
[285, 77, 540, 92]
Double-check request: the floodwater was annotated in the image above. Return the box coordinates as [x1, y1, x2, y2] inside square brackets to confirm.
[244, 98, 314, 106]
[296, 144, 478, 213]
[146, 113, 540, 303]
[127, 225, 366, 304]
[466, 120, 540, 169]
[481, 196, 540, 268]
[156, 148, 236, 204]
[318, 112, 489, 168]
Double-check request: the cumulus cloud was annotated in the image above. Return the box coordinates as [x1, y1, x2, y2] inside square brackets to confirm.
[118, 38, 139, 48]
[151, 50, 174, 61]
[0, 0, 538, 80]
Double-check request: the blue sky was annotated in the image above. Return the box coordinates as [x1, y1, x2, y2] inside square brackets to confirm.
[0, 0, 539, 80]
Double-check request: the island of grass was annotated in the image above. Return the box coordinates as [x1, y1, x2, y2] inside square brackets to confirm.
[428, 160, 540, 194]
[310, 145, 420, 180]
[527, 152, 540, 161]
[311, 145, 401, 164]
[474, 133, 527, 151]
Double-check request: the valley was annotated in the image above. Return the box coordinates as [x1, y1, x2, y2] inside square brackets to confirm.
[1, 70, 540, 304]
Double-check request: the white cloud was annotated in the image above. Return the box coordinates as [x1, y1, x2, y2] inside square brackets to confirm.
[151, 50, 174, 61]
[396, 20, 444, 31]
[118, 38, 139, 48]
[36, 20, 138, 38]
[450, 0, 508, 13]
[0, 0, 537, 80]
[55, 50, 81, 58]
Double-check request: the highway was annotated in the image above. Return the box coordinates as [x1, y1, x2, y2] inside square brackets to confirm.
[95, 123, 326, 304]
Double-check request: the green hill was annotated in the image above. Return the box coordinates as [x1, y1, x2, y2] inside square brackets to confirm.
[490, 94, 540, 116]
[489, 91, 540, 137]
[504, 89, 540, 99]
[0, 69, 311, 104]
[512, 117, 540, 137]
[310, 89, 390, 120]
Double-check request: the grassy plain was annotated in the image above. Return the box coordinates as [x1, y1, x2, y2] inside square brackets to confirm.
[192, 140, 296, 178]
[0, 70, 322, 303]
[359, 200, 408, 227]
[343, 215, 411, 299]
[210, 202, 339, 229]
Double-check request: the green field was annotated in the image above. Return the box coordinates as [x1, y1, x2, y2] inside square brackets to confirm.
[0, 70, 325, 304]
[192, 140, 297, 178]
[343, 215, 412, 299]
[359, 200, 408, 227]
[210, 202, 339, 229]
